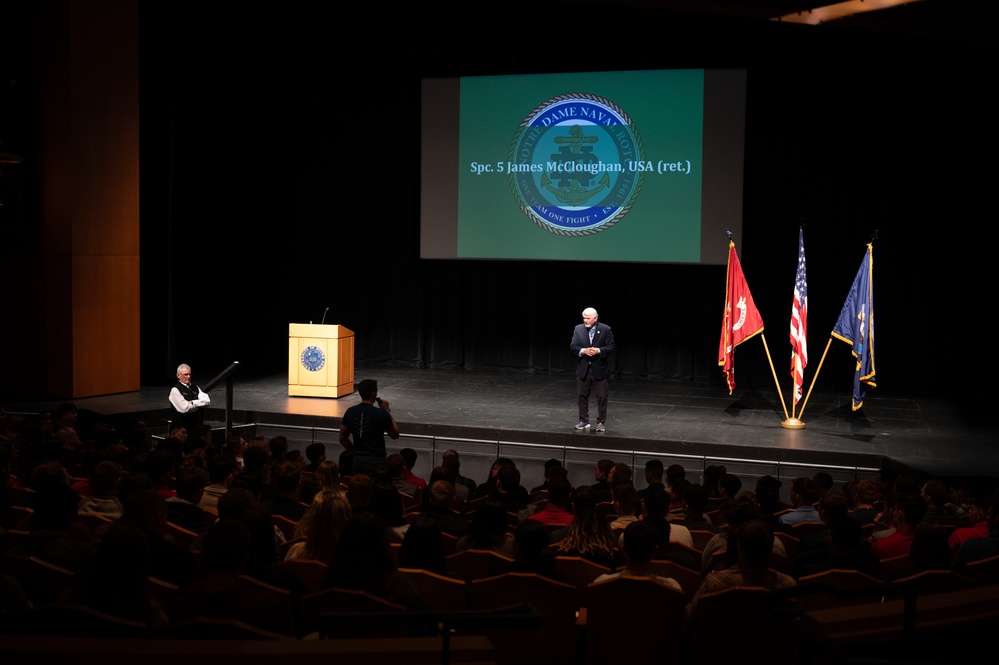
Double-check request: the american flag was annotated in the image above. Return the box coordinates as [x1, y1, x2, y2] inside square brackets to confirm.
[790, 229, 808, 405]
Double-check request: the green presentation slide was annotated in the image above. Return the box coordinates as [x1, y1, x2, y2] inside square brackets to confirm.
[457, 69, 705, 263]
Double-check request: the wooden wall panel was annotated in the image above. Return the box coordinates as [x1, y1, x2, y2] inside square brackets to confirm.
[72, 255, 140, 396]
[35, 0, 140, 398]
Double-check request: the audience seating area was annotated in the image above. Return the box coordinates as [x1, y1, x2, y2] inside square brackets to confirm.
[2, 412, 998, 665]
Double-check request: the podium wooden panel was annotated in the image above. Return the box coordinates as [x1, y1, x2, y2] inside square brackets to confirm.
[288, 324, 354, 398]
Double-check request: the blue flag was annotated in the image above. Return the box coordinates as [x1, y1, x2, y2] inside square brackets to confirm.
[831, 244, 875, 411]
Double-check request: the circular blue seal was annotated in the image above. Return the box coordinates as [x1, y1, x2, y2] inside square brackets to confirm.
[300, 345, 326, 372]
[509, 93, 645, 236]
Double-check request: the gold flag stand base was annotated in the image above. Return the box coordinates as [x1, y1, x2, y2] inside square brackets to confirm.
[781, 417, 806, 430]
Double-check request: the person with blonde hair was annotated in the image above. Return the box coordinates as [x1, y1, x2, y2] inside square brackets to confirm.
[284, 490, 352, 562]
[314, 459, 341, 494]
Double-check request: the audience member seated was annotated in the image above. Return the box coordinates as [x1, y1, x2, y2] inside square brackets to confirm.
[529, 458, 565, 494]
[636, 459, 665, 504]
[789, 514, 880, 579]
[869, 490, 903, 542]
[554, 486, 623, 570]
[284, 489, 352, 562]
[238, 502, 307, 598]
[21, 459, 71, 498]
[421, 479, 471, 537]
[641, 486, 698, 571]
[60, 522, 169, 628]
[231, 444, 274, 501]
[345, 473, 374, 514]
[754, 480, 793, 537]
[701, 464, 726, 500]
[678, 483, 721, 533]
[510, 518, 563, 581]
[778, 477, 821, 526]
[198, 454, 236, 512]
[321, 512, 425, 611]
[384, 453, 421, 498]
[441, 449, 476, 500]
[489, 463, 530, 514]
[594, 520, 682, 591]
[883, 520, 954, 581]
[527, 476, 574, 527]
[165, 464, 216, 534]
[664, 477, 689, 521]
[399, 448, 427, 491]
[312, 459, 342, 495]
[189, 423, 214, 453]
[664, 462, 686, 489]
[7, 482, 97, 575]
[812, 471, 834, 500]
[608, 462, 633, 491]
[303, 442, 327, 474]
[920, 479, 964, 527]
[609, 482, 640, 532]
[145, 449, 179, 500]
[794, 490, 850, 559]
[685, 518, 797, 622]
[397, 515, 453, 577]
[298, 472, 320, 506]
[370, 481, 411, 542]
[179, 518, 288, 632]
[701, 497, 787, 575]
[263, 461, 307, 522]
[948, 495, 991, 559]
[54, 426, 85, 478]
[870, 491, 926, 560]
[338, 449, 354, 477]
[223, 434, 248, 469]
[119, 488, 201, 589]
[182, 436, 208, 469]
[268, 436, 290, 472]
[77, 460, 124, 518]
[284, 449, 306, 470]
[718, 473, 743, 501]
[456, 498, 516, 556]
[845, 478, 879, 525]
[953, 497, 999, 573]
[589, 459, 614, 503]
[472, 457, 509, 500]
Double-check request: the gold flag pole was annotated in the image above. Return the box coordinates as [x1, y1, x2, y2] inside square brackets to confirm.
[759, 333, 791, 421]
[785, 365, 805, 429]
[795, 337, 835, 423]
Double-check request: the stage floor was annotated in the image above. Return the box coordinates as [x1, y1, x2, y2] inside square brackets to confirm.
[6, 366, 995, 484]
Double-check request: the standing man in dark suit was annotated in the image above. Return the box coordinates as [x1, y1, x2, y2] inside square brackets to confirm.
[571, 307, 616, 432]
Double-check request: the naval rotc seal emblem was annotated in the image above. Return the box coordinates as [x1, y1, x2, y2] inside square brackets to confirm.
[300, 345, 326, 372]
[509, 93, 645, 237]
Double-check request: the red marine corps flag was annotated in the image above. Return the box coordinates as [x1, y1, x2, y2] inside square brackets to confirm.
[718, 240, 765, 395]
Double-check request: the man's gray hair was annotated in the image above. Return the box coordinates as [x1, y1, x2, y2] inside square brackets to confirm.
[176, 364, 191, 374]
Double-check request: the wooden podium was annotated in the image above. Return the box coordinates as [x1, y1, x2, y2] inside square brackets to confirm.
[288, 323, 355, 398]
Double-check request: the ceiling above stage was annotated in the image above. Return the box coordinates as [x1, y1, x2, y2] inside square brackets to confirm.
[543, 0, 992, 45]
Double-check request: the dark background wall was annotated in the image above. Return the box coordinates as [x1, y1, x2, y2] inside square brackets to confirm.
[3, 3, 989, 416]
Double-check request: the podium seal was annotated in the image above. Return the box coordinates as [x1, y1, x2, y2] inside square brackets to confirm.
[300, 345, 326, 372]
